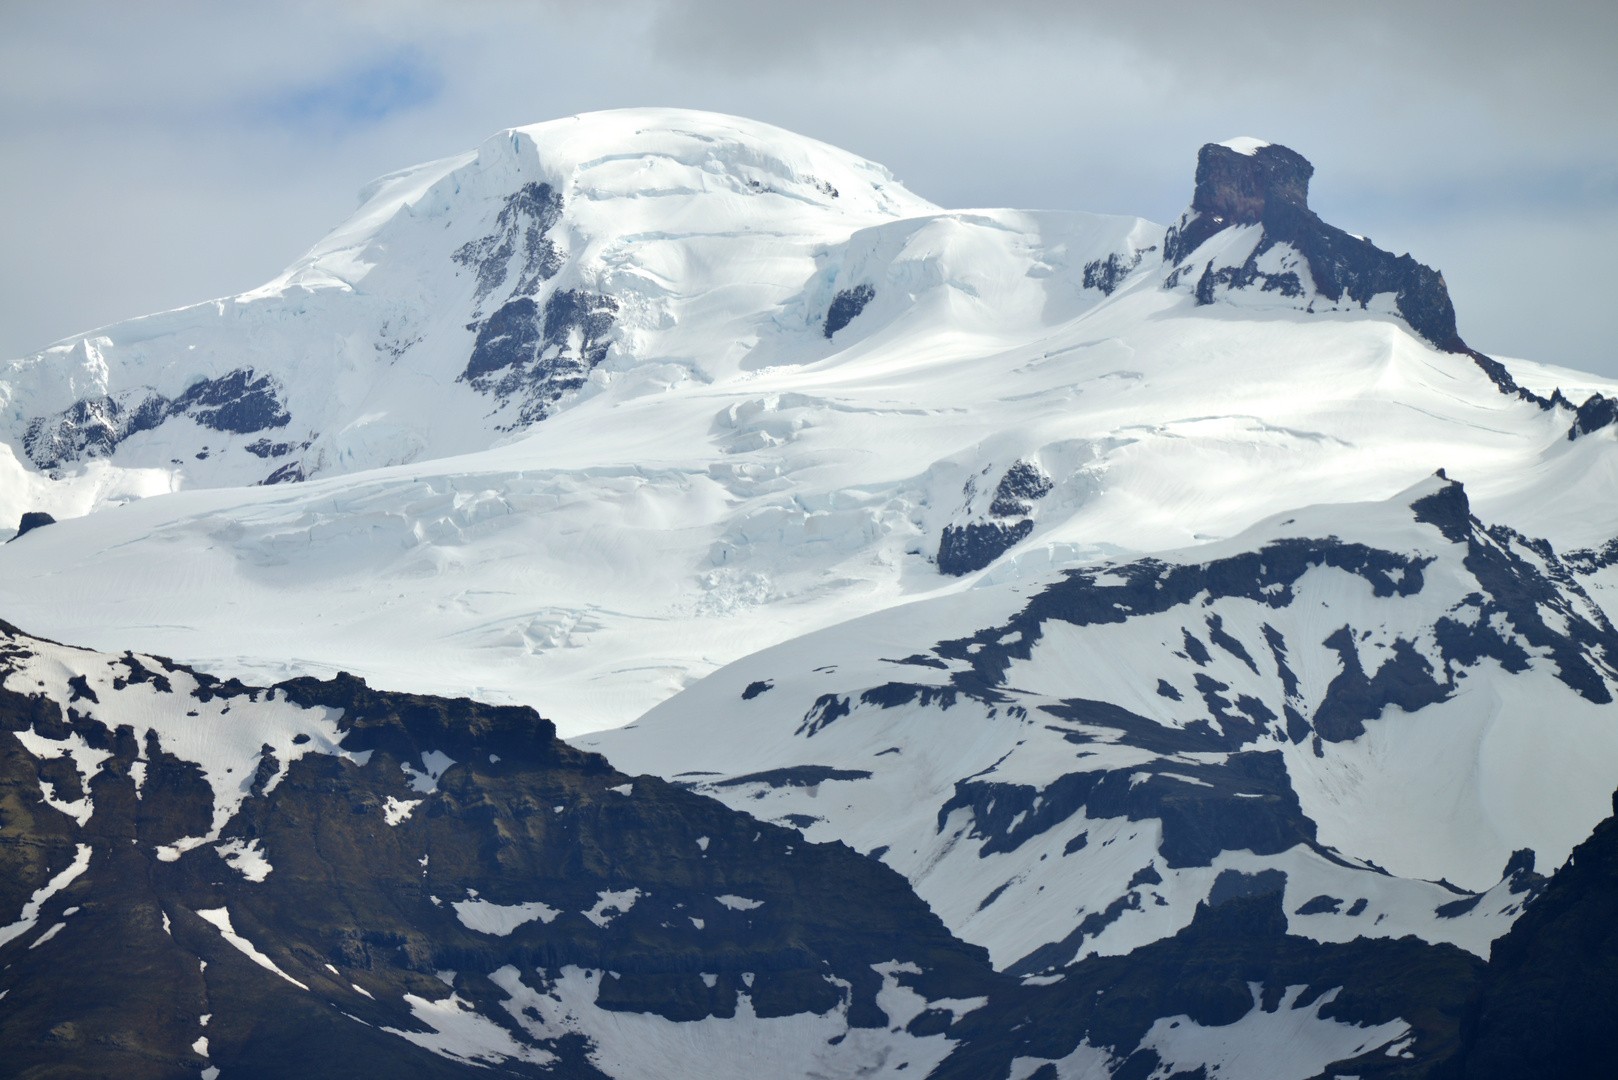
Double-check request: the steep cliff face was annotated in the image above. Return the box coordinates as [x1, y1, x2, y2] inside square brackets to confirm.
[1439, 791, 1618, 1079]
[1163, 139, 1464, 352]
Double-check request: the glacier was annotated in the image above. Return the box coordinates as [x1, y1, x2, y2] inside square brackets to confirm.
[3, 107, 1618, 1079]
[2, 109, 1615, 736]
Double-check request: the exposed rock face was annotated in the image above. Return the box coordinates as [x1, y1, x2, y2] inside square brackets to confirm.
[455, 182, 620, 427]
[453, 180, 565, 308]
[936, 460, 1054, 576]
[1164, 141, 1462, 351]
[21, 368, 292, 471]
[823, 283, 875, 338]
[0, 621, 993, 1077]
[1570, 393, 1618, 440]
[10, 512, 54, 541]
[1442, 791, 1618, 1079]
[937, 885, 1486, 1080]
[0, 618, 1505, 1077]
[1163, 142, 1315, 265]
[461, 290, 619, 427]
[1081, 249, 1150, 295]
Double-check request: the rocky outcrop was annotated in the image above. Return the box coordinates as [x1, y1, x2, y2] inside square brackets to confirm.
[460, 290, 619, 427]
[1439, 790, 1618, 1079]
[21, 368, 292, 471]
[1569, 392, 1618, 440]
[1162, 141, 1557, 408]
[936, 460, 1053, 576]
[455, 182, 619, 427]
[1165, 141, 1462, 349]
[823, 283, 875, 338]
[8, 512, 54, 542]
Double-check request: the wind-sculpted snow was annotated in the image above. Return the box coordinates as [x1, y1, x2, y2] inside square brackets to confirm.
[591, 478, 1612, 979]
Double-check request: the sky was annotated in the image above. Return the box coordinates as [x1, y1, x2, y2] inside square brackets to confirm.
[2, 0, 1615, 373]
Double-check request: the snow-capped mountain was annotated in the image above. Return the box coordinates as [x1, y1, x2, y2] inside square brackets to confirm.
[1, 111, 936, 488]
[3, 114, 1617, 735]
[5, 109, 1618, 1077]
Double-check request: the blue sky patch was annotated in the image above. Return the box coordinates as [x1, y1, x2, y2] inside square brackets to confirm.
[256, 47, 442, 131]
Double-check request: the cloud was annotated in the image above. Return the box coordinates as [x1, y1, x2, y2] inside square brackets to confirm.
[0, 0, 1613, 371]
[251, 47, 444, 132]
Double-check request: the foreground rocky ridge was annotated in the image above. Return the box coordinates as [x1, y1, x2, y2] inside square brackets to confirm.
[0, 623, 991, 1077]
[7, 616, 1598, 1078]
[1442, 791, 1618, 1079]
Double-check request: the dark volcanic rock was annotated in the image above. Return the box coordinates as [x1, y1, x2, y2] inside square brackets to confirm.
[453, 181, 565, 307]
[1165, 141, 1461, 350]
[0, 623, 993, 1078]
[169, 369, 293, 435]
[1163, 142, 1315, 265]
[10, 511, 54, 541]
[926, 477, 1618, 726]
[1440, 792, 1618, 1080]
[988, 460, 1054, 518]
[22, 369, 293, 471]
[937, 520, 1034, 576]
[1161, 142, 1557, 408]
[1082, 249, 1151, 295]
[453, 181, 618, 428]
[460, 289, 619, 426]
[0, 613, 1557, 1078]
[1569, 392, 1618, 440]
[823, 283, 875, 338]
[937, 460, 1053, 575]
[936, 887, 1484, 1080]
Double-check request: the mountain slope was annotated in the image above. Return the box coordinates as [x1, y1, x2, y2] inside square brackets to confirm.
[0, 619, 999, 1077]
[1442, 791, 1618, 1079]
[0, 619, 1510, 1078]
[1, 110, 937, 489]
[588, 476, 1610, 980]
[4, 117, 1617, 734]
[4, 109, 1618, 1079]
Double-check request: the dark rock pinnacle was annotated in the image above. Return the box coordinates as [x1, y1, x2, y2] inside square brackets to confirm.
[8, 511, 55, 542]
[1163, 142, 1554, 409]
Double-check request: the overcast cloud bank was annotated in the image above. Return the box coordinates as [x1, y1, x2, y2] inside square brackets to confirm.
[2, 0, 1613, 371]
